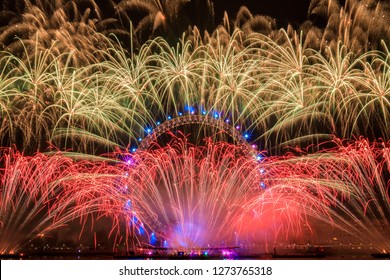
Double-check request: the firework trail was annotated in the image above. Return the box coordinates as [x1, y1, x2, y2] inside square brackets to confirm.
[0, 0, 127, 65]
[0, 0, 388, 256]
[0, 148, 123, 254]
[0, 33, 388, 154]
[0, 137, 388, 253]
[112, 136, 389, 251]
[255, 137, 390, 251]
[113, 135, 267, 248]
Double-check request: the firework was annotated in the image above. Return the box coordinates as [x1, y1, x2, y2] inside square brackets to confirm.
[1, 137, 388, 254]
[115, 135, 293, 249]
[1, 32, 388, 155]
[114, 136, 389, 251]
[0, 148, 123, 254]
[0, 0, 388, 258]
[257, 138, 390, 251]
[0, 0, 127, 66]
